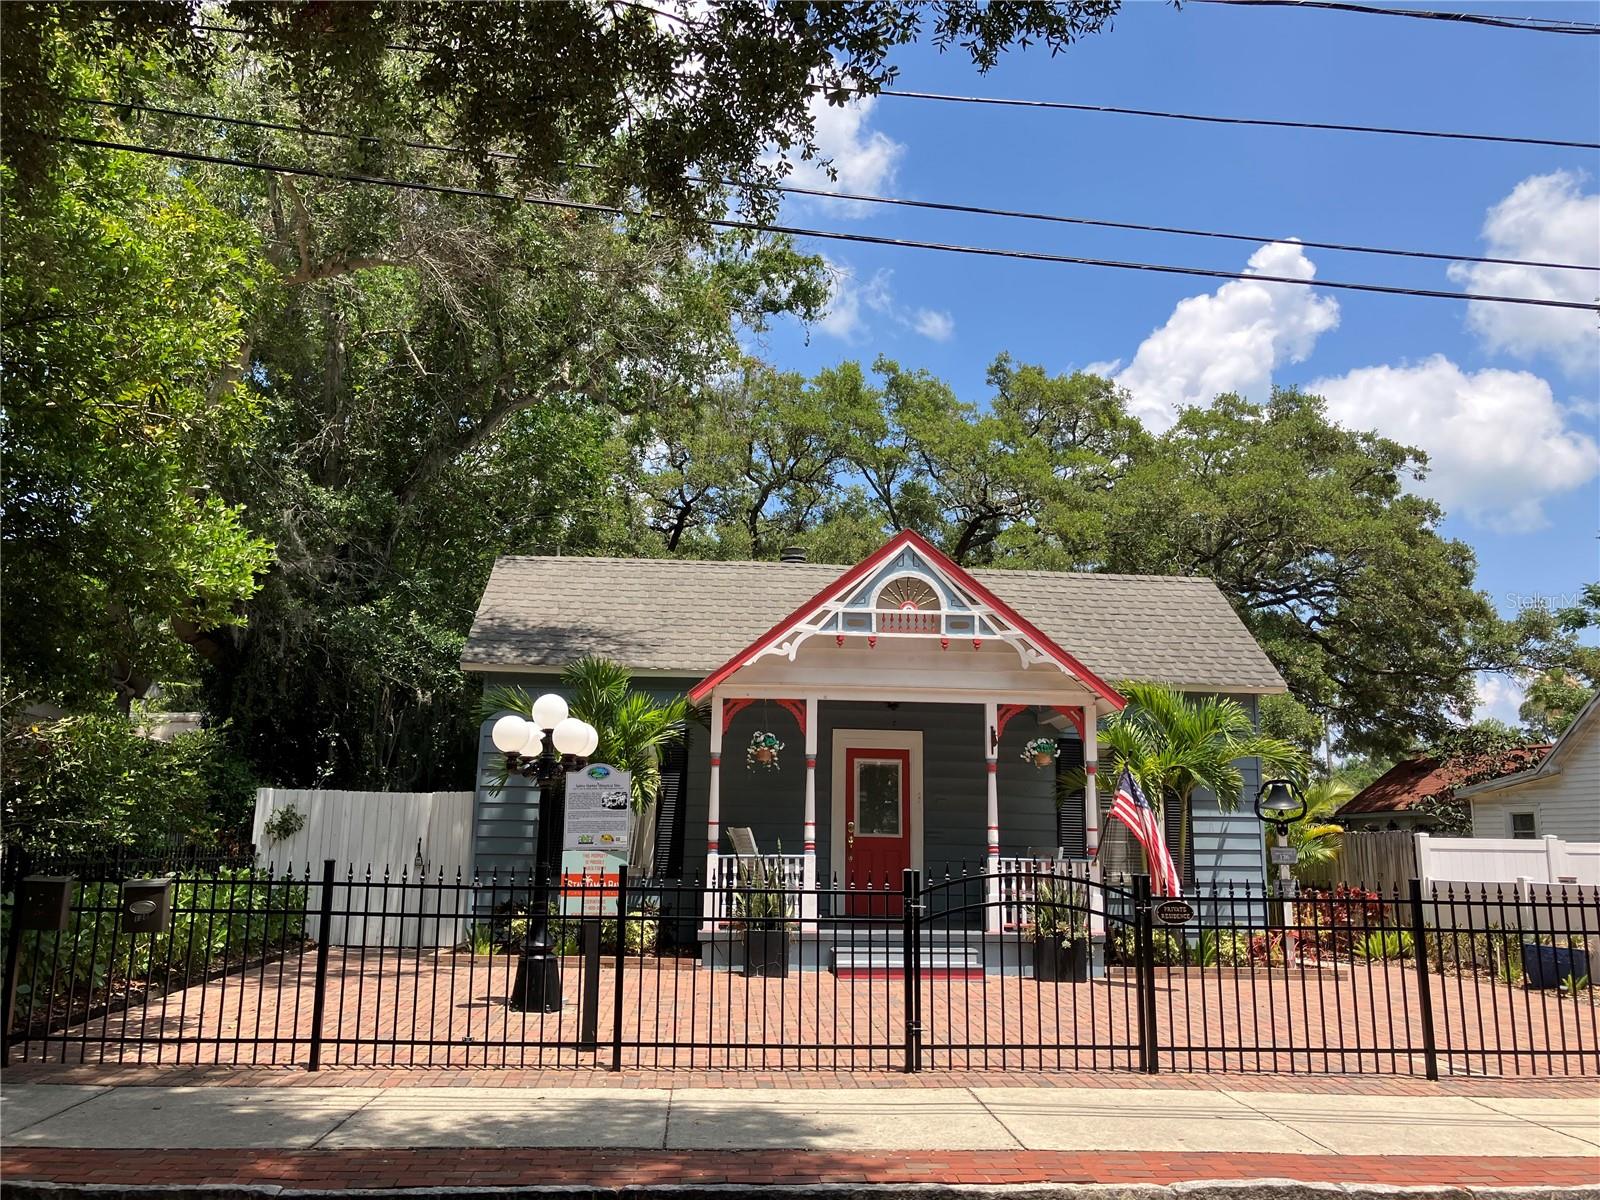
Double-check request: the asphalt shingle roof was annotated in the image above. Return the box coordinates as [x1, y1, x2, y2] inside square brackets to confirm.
[463, 555, 1286, 693]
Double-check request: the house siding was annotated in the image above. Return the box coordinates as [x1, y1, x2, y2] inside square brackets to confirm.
[473, 684, 1269, 890]
[1470, 717, 1600, 842]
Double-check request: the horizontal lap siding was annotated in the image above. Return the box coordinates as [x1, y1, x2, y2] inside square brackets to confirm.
[472, 674, 703, 880]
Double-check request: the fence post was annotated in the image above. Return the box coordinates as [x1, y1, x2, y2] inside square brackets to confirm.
[610, 866, 629, 1072]
[1133, 874, 1158, 1074]
[902, 868, 921, 1073]
[1407, 877, 1440, 1081]
[307, 859, 336, 1072]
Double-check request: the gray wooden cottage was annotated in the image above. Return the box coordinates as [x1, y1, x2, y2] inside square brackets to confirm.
[462, 531, 1286, 937]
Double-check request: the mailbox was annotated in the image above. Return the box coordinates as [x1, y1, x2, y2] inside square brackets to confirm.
[120, 878, 173, 934]
[16, 876, 74, 931]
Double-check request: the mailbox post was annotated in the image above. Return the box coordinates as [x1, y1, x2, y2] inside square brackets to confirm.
[3, 876, 77, 1067]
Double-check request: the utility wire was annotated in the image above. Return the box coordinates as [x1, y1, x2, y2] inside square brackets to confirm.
[70, 97, 1600, 273]
[187, 21, 1594, 150]
[1185, 0, 1600, 34]
[51, 132, 1600, 312]
[868, 87, 1598, 150]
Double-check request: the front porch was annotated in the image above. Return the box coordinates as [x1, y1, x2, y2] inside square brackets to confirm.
[686, 533, 1125, 964]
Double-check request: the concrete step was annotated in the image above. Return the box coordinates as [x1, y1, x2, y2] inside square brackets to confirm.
[831, 946, 984, 979]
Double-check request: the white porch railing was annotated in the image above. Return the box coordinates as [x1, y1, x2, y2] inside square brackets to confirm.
[709, 854, 808, 923]
[997, 857, 1096, 932]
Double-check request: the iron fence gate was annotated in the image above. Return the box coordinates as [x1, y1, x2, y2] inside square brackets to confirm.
[4, 860, 1596, 1076]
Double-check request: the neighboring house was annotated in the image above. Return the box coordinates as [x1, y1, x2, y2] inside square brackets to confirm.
[461, 530, 1287, 925]
[1336, 746, 1550, 834]
[1460, 692, 1600, 843]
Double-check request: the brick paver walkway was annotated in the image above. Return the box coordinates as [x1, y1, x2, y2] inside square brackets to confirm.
[9, 947, 1597, 1076]
[4, 1147, 1596, 1189]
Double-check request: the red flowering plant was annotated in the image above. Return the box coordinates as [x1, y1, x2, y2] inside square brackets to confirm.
[1294, 884, 1391, 961]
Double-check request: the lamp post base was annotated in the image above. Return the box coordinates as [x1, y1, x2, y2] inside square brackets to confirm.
[509, 952, 564, 1013]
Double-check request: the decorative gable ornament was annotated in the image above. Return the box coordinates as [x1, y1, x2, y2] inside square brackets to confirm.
[689, 530, 1125, 708]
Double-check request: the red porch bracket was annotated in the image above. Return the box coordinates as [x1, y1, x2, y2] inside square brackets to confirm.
[721, 697, 808, 737]
[994, 703, 1087, 743]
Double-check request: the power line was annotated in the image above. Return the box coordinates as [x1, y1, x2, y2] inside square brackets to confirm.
[70, 97, 1600, 274]
[869, 87, 1599, 150]
[187, 21, 1595, 150]
[52, 132, 1600, 312]
[1185, 0, 1600, 34]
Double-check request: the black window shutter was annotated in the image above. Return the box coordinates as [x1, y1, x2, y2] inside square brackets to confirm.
[653, 736, 690, 880]
[1054, 736, 1086, 858]
[1162, 796, 1196, 890]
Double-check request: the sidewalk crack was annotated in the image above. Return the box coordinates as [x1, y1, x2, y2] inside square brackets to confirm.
[4, 1085, 114, 1136]
[1225, 1089, 1341, 1154]
[966, 1086, 1027, 1151]
[306, 1089, 384, 1148]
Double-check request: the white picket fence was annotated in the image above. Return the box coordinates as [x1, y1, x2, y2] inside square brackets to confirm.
[252, 789, 476, 948]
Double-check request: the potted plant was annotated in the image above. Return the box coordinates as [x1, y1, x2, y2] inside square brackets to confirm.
[1022, 736, 1059, 769]
[1029, 880, 1090, 981]
[748, 730, 785, 770]
[732, 857, 794, 977]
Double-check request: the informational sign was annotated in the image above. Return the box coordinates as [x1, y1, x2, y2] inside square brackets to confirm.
[1269, 845, 1300, 867]
[559, 849, 624, 916]
[1153, 898, 1195, 925]
[562, 763, 631, 854]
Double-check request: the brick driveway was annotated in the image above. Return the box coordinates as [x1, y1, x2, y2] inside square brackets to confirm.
[9, 947, 1597, 1075]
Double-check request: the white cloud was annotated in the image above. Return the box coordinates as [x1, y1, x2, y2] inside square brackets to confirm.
[1079, 359, 1123, 379]
[817, 258, 952, 343]
[1112, 242, 1341, 430]
[790, 94, 904, 218]
[912, 308, 955, 342]
[1448, 171, 1600, 378]
[1474, 673, 1527, 727]
[1310, 355, 1599, 532]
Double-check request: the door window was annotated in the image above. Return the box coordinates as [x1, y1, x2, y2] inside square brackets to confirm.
[855, 759, 903, 836]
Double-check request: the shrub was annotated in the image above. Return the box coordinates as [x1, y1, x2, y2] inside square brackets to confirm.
[1, 870, 307, 1030]
[2, 711, 256, 859]
[1352, 930, 1414, 961]
[1030, 881, 1089, 942]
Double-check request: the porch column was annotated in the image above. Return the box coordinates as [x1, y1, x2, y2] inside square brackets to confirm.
[703, 693, 724, 926]
[1083, 702, 1104, 938]
[984, 699, 1001, 933]
[802, 696, 819, 927]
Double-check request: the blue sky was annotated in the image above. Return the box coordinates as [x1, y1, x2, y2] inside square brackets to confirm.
[747, 0, 1600, 724]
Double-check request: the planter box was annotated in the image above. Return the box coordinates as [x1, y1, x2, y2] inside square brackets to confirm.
[1032, 935, 1090, 982]
[744, 928, 791, 978]
[1522, 941, 1587, 989]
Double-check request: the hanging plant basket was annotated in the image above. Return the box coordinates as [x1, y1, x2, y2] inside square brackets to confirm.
[1023, 736, 1060, 769]
[747, 730, 786, 770]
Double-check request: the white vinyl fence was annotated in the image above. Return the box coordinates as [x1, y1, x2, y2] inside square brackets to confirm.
[1416, 834, 1600, 887]
[252, 789, 476, 948]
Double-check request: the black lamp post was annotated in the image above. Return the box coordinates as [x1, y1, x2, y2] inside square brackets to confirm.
[1255, 778, 1307, 952]
[490, 699, 600, 1013]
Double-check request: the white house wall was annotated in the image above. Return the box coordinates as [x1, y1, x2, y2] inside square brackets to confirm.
[1470, 717, 1600, 843]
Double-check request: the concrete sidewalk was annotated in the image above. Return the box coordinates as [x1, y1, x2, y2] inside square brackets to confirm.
[4, 1082, 1598, 1155]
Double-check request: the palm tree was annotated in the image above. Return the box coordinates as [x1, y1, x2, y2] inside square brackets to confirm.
[1062, 681, 1303, 885]
[482, 657, 697, 873]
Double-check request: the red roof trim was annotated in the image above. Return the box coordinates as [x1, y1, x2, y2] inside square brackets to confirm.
[688, 529, 1125, 710]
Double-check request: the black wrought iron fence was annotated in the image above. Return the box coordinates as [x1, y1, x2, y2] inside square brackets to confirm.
[3, 860, 1596, 1076]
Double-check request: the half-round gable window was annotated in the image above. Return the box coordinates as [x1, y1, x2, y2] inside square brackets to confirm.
[876, 576, 941, 633]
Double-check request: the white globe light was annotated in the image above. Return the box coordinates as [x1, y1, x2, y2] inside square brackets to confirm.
[491, 714, 530, 754]
[531, 693, 569, 730]
[519, 724, 545, 756]
[552, 716, 588, 756]
[577, 722, 599, 757]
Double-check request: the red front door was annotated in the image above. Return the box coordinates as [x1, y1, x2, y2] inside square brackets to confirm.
[845, 747, 912, 913]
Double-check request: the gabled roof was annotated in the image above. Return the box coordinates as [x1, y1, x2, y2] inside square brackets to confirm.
[1457, 690, 1599, 799]
[462, 547, 1287, 694]
[1337, 744, 1552, 817]
[686, 530, 1123, 705]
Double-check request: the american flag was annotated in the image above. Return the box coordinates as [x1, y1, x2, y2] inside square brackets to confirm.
[1109, 768, 1182, 897]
